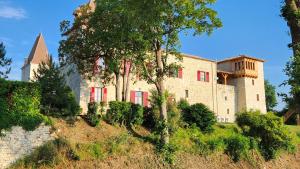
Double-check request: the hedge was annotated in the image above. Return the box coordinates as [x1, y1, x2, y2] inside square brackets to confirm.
[0, 79, 51, 131]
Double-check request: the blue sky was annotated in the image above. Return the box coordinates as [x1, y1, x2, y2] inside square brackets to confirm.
[0, 0, 292, 110]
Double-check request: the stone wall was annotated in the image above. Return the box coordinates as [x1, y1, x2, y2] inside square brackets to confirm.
[0, 125, 54, 169]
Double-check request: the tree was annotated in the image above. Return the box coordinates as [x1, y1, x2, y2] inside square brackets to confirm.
[60, 0, 221, 144]
[265, 80, 277, 112]
[127, 0, 222, 144]
[59, 1, 135, 102]
[281, 1, 300, 122]
[0, 42, 12, 79]
[34, 56, 80, 117]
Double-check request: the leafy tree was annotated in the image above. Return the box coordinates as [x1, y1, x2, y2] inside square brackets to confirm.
[34, 56, 80, 117]
[127, 0, 222, 143]
[59, 1, 135, 101]
[281, 0, 300, 120]
[60, 0, 221, 144]
[265, 80, 277, 112]
[0, 42, 12, 79]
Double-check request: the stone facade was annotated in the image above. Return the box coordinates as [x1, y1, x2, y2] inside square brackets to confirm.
[0, 125, 53, 169]
[62, 54, 266, 123]
[21, 34, 267, 123]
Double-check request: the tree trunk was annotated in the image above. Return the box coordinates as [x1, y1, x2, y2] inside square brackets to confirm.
[122, 60, 127, 101]
[125, 64, 131, 102]
[115, 72, 122, 101]
[285, 0, 300, 53]
[156, 48, 169, 144]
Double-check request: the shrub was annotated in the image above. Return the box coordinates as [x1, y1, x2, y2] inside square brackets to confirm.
[183, 103, 217, 133]
[177, 99, 190, 111]
[0, 79, 51, 131]
[225, 134, 251, 162]
[86, 102, 100, 127]
[145, 90, 182, 133]
[236, 110, 296, 160]
[106, 101, 144, 126]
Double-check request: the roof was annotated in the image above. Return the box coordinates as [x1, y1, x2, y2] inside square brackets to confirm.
[217, 55, 265, 64]
[181, 53, 216, 63]
[217, 70, 234, 74]
[25, 33, 49, 65]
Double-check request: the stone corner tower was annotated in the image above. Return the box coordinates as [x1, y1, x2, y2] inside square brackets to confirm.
[21, 33, 49, 82]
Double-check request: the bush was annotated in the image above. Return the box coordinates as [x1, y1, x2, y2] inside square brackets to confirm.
[236, 110, 296, 160]
[86, 102, 100, 127]
[177, 99, 190, 111]
[182, 103, 217, 133]
[225, 134, 250, 162]
[106, 101, 144, 126]
[0, 79, 51, 131]
[145, 90, 182, 133]
[12, 137, 78, 168]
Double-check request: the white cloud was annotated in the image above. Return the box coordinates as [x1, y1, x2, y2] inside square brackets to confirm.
[0, 1, 26, 19]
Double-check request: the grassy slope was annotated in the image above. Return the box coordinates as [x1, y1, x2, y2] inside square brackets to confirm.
[10, 119, 300, 169]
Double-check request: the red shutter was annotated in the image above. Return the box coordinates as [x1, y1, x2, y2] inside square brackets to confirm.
[206, 72, 210, 82]
[90, 87, 95, 102]
[197, 71, 201, 81]
[143, 92, 149, 107]
[130, 91, 136, 104]
[178, 68, 183, 79]
[102, 88, 107, 103]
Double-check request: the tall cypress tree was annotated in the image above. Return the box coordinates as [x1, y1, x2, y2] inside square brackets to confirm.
[0, 42, 12, 79]
[34, 56, 80, 117]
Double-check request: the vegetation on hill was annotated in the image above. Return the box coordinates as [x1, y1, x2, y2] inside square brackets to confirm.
[0, 79, 51, 131]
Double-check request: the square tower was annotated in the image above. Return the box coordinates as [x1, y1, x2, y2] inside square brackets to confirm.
[217, 55, 267, 114]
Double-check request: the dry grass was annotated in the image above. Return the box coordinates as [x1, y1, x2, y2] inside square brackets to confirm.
[10, 119, 300, 169]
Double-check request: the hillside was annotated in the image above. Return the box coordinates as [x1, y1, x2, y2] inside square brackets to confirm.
[9, 118, 300, 169]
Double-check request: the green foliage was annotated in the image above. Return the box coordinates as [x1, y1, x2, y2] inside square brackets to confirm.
[34, 56, 80, 118]
[177, 99, 190, 112]
[156, 143, 179, 164]
[265, 80, 278, 112]
[182, 103, 217, 133]
[0, 79, 51, 131]
[225, 134, 251, 162]
[146, 90, 182, 134]
[86, 102, 101, 127]
[106, 101, 144, 126]
[0, 42, 12, 79]
[236, 110, 296, 160]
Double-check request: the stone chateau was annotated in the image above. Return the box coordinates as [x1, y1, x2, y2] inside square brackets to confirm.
[21, 32, 267, 123]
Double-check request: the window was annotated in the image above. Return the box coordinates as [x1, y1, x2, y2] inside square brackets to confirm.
[185, 90, 189, 98]
[135, 91, 143, 105]
[253, 63, 255, 70]
[238, 62, 241, 70]
[225, 96, 227, 101]
[227, 109, 230, 114]
[130, 91, 149, 107]
[170, 67, 183, 79]
[225, 118, 229, 123]
[252, 79, 255, 86]
[200, 71, 205, 81]
[95, 87, 102, 103]
[197, 71, 209, 82]
[257, 94, 260, 101]
[235, 63, 238, 70]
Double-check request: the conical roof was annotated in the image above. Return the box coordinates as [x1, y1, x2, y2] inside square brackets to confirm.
[27, 33, 49, 65]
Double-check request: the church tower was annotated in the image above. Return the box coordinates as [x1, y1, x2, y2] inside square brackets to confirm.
[21, 33, 49, 82]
